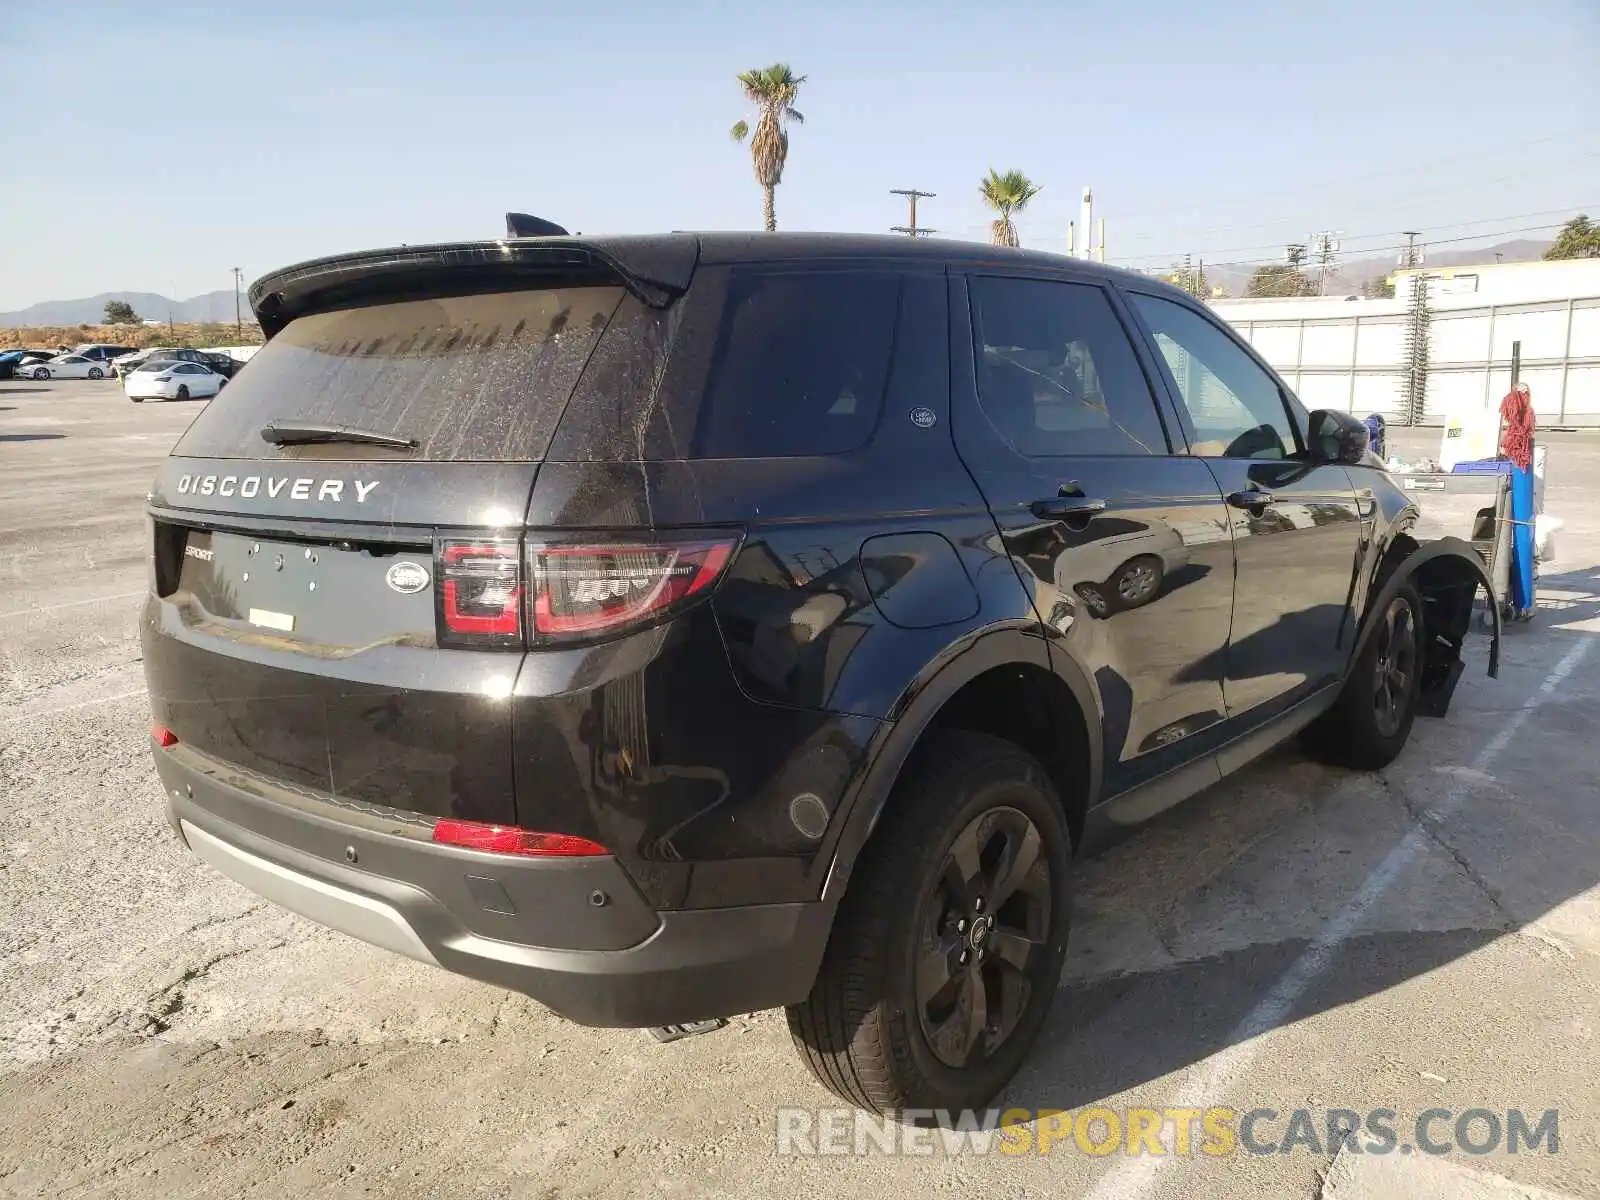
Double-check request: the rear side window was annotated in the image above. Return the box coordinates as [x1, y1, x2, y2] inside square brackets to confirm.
[968, 277, 1168, 457]
[172, 287, 624, 461]
[691, 271, 900, 458]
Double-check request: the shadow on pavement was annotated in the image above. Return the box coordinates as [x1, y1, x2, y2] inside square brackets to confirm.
[1005, 928, 1500, 1111]
[0, 433, 66, 443]
[990, 569, 1600, 1114]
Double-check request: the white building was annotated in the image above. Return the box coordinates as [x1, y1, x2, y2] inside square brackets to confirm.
[1210, 257, 1600, 427]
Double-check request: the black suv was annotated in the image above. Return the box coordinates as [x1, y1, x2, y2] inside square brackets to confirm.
[141, 226, 1498, 1115]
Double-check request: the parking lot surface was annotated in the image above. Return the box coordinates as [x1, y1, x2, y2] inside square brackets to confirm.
[3, 380, 1599, 1199]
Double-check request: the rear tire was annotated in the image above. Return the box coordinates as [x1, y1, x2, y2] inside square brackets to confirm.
[176, 385, 190, 402]
[787, 731, 1072, 1115]
[1304, 583, 1424, 770]
[32, 367, 48, 380]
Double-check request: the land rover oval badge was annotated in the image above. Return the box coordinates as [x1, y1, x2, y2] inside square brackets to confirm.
[386, 561, 430, 594]
[910, 407, 937, 429]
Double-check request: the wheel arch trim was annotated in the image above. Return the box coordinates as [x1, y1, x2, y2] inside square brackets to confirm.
[815, 623, 1103, 905]
[1352, 535, 1500, 715]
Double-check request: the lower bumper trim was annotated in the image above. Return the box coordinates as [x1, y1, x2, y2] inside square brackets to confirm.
[181, 819, 439, 966]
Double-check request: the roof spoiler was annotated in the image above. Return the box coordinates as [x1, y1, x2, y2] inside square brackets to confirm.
[505, 213, 570, 238]
[249, 234, 700, 338]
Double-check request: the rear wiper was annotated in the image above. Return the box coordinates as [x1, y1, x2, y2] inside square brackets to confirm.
[260, 422, 416, 449]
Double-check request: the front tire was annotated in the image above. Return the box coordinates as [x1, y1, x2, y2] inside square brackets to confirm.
[1111, 555, 1164, 607]
[1305, 584, 1424, 770]
[787, 731, 1072, 1115]
[88, 367, 104, 379]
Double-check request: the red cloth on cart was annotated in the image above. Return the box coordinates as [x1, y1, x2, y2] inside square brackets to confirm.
[1499, 384, 1535, 470]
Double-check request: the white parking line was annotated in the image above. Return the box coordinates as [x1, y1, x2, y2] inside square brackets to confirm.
[1083, 637, 1594, 1200]
[0, 688, 147, 723]
[0, 590, 144, 620]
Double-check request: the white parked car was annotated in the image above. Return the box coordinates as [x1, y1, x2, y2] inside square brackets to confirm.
[124, 360, 227, 402]
[22, 354, 112, 380]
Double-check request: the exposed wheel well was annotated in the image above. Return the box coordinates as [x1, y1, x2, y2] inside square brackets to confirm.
[920, 663, 1092, 849]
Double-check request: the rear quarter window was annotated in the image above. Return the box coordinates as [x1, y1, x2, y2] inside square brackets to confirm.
[691, 270, 901, 458]
[171, 286, 624, 461]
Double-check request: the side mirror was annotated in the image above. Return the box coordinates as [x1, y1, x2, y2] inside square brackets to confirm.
[1307, 409, 1370, 466]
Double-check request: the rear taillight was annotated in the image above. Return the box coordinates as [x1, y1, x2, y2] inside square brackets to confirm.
[432, 534, 738, 649]
[529, 538, 737, 641]
[436, 540, 522, 648]
[431, 818, 608, 857]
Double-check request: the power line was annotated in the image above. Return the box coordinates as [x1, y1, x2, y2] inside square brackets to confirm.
[1110, 131, 1600, 224]
[1112, 160, 1600, 247]
[1113, 209, 1592, 267]
[1141, 221, 1576, 274]
[890, 188, 937, 237]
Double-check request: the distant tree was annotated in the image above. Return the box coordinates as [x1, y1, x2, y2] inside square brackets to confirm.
[103, 300, 141, 324]
[1246, 264, 1317, 298]
[730, 64, 806, 232]
[979, 169, 1042, 248]
[1361, 276, 1396, 299]
[1544, 214, 1600, 260]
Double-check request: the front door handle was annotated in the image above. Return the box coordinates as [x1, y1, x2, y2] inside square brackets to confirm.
[1226, 488, 1276, 512]
[1031, 496, 1108, 520]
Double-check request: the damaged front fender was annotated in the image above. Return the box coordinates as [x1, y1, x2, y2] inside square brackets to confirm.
[1356, 536, 1500, 719]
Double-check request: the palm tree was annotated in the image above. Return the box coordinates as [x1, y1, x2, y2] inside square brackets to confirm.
[979, 169, 1041, 248]
[730, 64, 806, 232]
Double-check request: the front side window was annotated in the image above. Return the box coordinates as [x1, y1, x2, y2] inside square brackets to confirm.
[967, 277, 1167, 457]
[1127, 293, 1297, 460]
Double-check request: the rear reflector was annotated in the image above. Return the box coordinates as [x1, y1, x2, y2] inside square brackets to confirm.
[152, 724, 178, 748]
[431, 818, 608, 857]
[530, 538, 736, 641]
[437, 540, 522, 648]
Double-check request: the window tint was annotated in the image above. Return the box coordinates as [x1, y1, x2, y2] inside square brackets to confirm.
[691, 271, 899, 458]
[967, 277, 1167, 457]
[1129, 293, 1297, 460]
[172, 286, 623, 461]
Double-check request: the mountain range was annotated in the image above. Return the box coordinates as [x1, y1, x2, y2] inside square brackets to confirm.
[1200, 239, 1553, 298]
[0, 290, 248, 328]
[1, 238, 1556, 323]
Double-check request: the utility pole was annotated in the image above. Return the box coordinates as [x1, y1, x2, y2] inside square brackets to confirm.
[1310, 230, 1341, 295]
[1400, 231, 1423, 270]
[232, 267, 244, 340]
[890, 189, 937, 238]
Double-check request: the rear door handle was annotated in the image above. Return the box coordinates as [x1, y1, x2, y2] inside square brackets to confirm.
[1030, 496, 1108, 520]
[1226, 488, 1276, 511]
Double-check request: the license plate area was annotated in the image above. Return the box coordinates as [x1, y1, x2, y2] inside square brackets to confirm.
[173, 528, 435, 648]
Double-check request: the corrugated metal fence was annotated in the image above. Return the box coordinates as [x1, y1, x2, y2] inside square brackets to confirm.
[1214, 296, 1600, 427]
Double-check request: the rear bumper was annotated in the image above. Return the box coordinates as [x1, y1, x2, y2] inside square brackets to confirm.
[154, 746, 834, 1027]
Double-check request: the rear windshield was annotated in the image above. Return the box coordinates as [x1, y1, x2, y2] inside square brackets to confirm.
[172, 286, 624, 461]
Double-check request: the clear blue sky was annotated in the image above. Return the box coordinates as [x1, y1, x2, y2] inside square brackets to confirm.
[2, 0, 1596, 310]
